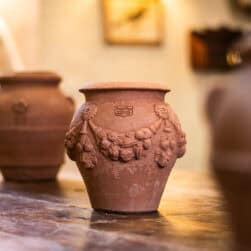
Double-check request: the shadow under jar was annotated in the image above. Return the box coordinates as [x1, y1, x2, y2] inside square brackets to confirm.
[0, 71, 74, 182]
[65, 82, 186, 213]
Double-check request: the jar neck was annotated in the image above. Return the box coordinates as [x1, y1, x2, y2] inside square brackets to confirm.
[0, 71, 61, 88]
[0, 82, 59, 91]
[84, 89, 167, 104]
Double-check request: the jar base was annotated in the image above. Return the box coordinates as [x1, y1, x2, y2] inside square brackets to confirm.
[0, 165, 60, 182]
[93, 208, 158, 215]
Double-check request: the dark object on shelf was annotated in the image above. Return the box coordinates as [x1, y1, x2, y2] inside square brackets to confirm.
[65, 82, 186, 213]
[230, 0, 251, 17]
[0, 71, 75, 181]
[207, 34, 251, 251]
[190, 27, 243, 72]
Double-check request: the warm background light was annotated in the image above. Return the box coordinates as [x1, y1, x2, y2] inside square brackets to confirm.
[0, 0, 250, 176]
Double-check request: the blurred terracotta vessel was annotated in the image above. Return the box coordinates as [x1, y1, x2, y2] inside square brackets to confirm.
[207, 34, 251, 250]
[0, 71, 74, 181]
[207, 57, 251, 250]
[65, 82, 186, 213]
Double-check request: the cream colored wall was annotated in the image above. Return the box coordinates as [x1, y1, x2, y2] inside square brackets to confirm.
[38, 0, 250, 171]
[0, 0, 40, 71]
[0, 0, 249, 172]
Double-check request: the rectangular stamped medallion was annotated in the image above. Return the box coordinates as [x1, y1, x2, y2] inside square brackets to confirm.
[114, 105, 133, 117]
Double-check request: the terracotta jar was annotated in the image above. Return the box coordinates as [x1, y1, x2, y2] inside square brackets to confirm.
[0, 71, 74, 181]
[65, 82, 186, 213]
[207, 37, 251, 251]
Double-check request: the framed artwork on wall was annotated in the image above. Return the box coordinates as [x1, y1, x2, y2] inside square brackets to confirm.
[101, 0, 164, 45]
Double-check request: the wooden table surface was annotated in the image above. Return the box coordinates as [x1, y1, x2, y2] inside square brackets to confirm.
[0, 167, 233, 251]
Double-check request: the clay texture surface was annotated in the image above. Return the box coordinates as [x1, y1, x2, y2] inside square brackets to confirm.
[66, 84, 186, 213]
[0, 71, 74, 181]
[207, 65, 251, 251]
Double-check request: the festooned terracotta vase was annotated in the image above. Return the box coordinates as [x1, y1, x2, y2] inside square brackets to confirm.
[0, 71, 74, 181]
[207, 65, 251, 250]
[65, 82, 186, 213]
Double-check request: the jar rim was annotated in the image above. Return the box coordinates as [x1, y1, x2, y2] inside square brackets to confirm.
[79, 82, 170, 92]
[0, 71, 61, 84]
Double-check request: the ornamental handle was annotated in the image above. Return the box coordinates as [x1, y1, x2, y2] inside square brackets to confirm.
[66, 96, 75, 107]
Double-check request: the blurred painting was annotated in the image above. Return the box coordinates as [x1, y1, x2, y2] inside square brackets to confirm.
[101, 0, 163, 45]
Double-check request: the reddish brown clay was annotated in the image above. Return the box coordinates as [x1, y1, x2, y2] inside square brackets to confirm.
[0, 71, 74, 181]
[65, 82, 186, 213]
[207, 35, 251, 251]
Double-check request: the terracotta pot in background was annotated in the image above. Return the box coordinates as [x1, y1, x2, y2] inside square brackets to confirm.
[0, 71, 74, 181]
[65, 82, 186, 213]
[207, 67, 251, 251]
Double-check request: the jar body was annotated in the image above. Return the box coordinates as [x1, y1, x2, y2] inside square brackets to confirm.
[66, 88, 186, 213]
[0, 78, 74, 181]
